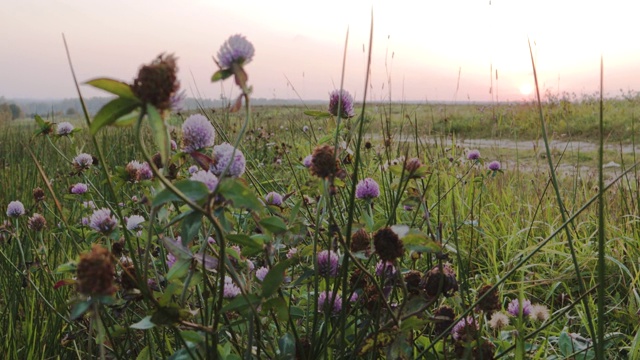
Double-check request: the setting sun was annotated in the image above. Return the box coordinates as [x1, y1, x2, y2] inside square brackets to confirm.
[519, 83, 533, 96]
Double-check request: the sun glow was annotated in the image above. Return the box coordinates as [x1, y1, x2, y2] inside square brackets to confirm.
[519, 83, 533, 96]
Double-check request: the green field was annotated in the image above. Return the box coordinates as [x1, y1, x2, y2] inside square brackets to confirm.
[2, 50, 640, 359]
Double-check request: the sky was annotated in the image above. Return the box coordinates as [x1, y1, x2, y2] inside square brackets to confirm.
[1, 0, 639, 103]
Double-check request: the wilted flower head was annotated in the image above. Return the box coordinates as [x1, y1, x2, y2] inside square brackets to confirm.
[476, 284, 501, 313]
[373, 227, 404, 262]
[302, 154, 312, 168]
[265, 192, 283, 206]
[488, 160, 501, 171]
[350, 228, 371, 253]
[32, 187, 46, 202]
[507, 298, 532, 317]
[70, 183, 88, 195]
[211, 143, 246, 178]
[317, 290, 342, 314]
[190, 170, 219, 192]
[132, 53, 179, 112]
[328, 89, 355, 118]
[56, 122, 74, 136]
[182, 114, 216, 153]
[529, 304, 550, 322]
[310, 145, 340, 179]
[467, 149, 481, 161]
[451, 316, 479, 342]
[89, 208, 118, 234]
[317, 250, 339, 277]
[256, 266, 268, 282]
[489, 312, 510, 330]
[356, 178, 380, 200]
[73, 153, 93, 170]
[420, 263, 459, 298]
[433, 306, 456, 336]
[223, 276, 241, 298]
[126, 215, 145, 231]
[27, 213, 46, 231]
[6, 201, 25, 218]
[76, 244, 115, 296]
[217, 34, 255, 69]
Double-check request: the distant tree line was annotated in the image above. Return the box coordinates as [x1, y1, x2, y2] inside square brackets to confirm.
[0, 97, 24, 123]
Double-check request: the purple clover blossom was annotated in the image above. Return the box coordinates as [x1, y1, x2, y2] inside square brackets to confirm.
[70, 183, 88, 195]
[467, 149, 481, 161]
[286, 247, 298, 259]
[83, 200, 96, 209]
[57, 122, 74, 136]
[166, 237, 181, 268]
[182, 114, 216, 153]
[126, 215, 145, 231]
[211, 143, 246, 178]
[81, 217, 89, 226]
[217, 34, 255, 69]
[255, 266, 268, 282]
[328, 89, 355, 118]
[188, 165, 199, 174]
[6, 201, 25, 218]
[190, 170, 219, 192]
[375, 260, 397, 277]
[265, 192, 283, 206]
[73, 153, 93, 168]
[452, 316, 479, 341]
[137, 162, 153, 180]
[317, 291, 342, 314]
[317, 250, 339, 277]
[507, 298, 533, 317]
[89, 208, 118, 234]
[223, 276, 241, 298]
[488, 160, 501, 171]
[355, 178, 380, 200]
[303, 154, 312, 168]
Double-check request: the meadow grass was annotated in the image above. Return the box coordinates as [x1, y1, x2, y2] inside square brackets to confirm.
[1, 34, 640, 359]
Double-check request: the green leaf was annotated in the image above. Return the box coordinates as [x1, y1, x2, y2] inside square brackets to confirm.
[166, 258, 191, 280]
[147, 104, 171, 165]
[162, 236, 193, 260]
[152, 179, 209, 208]
[211, 69, 233, 82]
[180, 330, 204, 344]
[180, 211, 202, 246]
[70, 300, 92, 320]
[85, 78, 137, 99]
[262, 259, 291, 298]
[278, 333, 296, 360]
[227, 234, 264, 256]
[217, 178, 262, 211]
[150, 306, 181, 325]
[402, 231, 441, 253]
[264, 297, 289, 323]
[259, 216, 288, 234]
[113, 111, 140, 127]
[130, 315, 156, 330]
[90, 97, 140, 135]
[135, 346, 151, 360]
[220, 294, 261, 313]
[558, 331, 573, 356]
[303, 110, 331, 118]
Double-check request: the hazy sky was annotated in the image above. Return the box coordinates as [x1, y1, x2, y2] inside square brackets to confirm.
[1, 0, 638, 102]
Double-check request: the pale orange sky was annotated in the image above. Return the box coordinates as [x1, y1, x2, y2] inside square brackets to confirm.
[1, 0, 638, 102]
